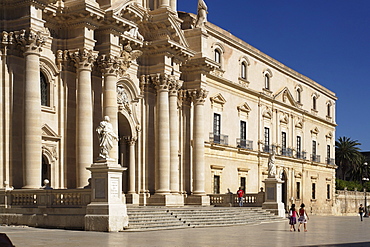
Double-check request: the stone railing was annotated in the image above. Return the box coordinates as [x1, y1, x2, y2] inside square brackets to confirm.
[209, 192, 265, 207]
[0, 189, 91, 208]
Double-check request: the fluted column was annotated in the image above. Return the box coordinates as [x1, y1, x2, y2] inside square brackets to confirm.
[152, 74, 172, 195]
[99, 55, 120, 161]
[190, 89, 208, 195]
[169, 80, 182, 194]
[126, 137, 137, 194]
[20, 30, 44, 188]
[70, 49, 98, 188]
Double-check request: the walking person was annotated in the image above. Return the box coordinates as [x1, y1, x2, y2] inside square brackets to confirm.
[237, 187, 244, 207]
[288, 204, 297, 232]
[359, 204, 365, 221]
[297, 203, 309, 232]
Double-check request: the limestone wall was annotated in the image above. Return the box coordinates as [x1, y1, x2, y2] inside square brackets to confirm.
[333, 190, 368, 216]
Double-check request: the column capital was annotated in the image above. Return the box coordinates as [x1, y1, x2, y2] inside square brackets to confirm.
[151, 73, 174, 92]
[124, 136, 137, 145]
[169, 79, 183, 96]
[98, 54, 121, 76]
[189, 88, 208, 104]
[69, 48, 98, 71]
[11, 29, 46, 54]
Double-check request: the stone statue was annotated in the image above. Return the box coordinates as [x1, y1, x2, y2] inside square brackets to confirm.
[96, 116, 118, 160]
[267, 147, 276, 178]
[195, 0, 208, 28]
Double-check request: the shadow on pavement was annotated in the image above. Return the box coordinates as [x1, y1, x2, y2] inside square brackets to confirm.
[302, 242, 370, 247]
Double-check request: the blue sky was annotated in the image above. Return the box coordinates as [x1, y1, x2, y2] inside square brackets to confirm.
[178, 0, 370, 151]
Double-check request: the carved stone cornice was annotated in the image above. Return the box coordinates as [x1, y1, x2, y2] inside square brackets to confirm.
[189, 88, 208, 105]
[68, 48, 98, 70]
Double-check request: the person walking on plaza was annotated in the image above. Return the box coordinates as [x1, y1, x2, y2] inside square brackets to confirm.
[297, 203, 309, 232]
[237, 187, 244, 207]
[359, 204, 365, 221]
[288, 204, 297, 232]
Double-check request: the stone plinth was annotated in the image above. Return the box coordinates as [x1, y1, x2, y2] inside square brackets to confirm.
[85, 161, 128, 232]
[262, 178, 285, 217]
[147, 194, 184, 206]
[185, 195, 210, 206]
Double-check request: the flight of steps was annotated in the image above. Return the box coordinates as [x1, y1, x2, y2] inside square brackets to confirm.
[124, 207, 284, 231]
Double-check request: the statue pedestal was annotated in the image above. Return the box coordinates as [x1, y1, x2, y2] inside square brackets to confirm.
[85, 161, 128, 232]
[262, 177, 285, 218]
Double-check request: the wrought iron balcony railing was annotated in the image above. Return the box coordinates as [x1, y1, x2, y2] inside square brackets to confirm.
[311, 154, 321, 163]
[209, 133, 229, 145]
[236, 138, 253, 150]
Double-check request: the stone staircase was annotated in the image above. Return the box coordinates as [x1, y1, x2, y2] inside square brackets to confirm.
[124, 207, 284, 231]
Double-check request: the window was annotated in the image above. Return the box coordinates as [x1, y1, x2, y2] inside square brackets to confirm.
[327, 104, 331, 117]
[240, 121, 246, 140]
[312, 183, 316, 199]
[282, 132, 287, 151]
[265, 74, 270, 90]
[312, 140, 317, 156]
[297, 136, 302, 154]
[264, 127, 270, 150]
[215, 49, 221, 64]
[241, 62, 247, 79]
[240, 177, 246, 192]
[327, 145, 331, 159]
[214, 175, 220, 194]
[213, 113, 221, 143]
[40, 72, 49, 107]
[296, 88, 301, 103]
[296, 182, 300, 199]
[327, 184, 331, 199]
[312, 96, 317, 110]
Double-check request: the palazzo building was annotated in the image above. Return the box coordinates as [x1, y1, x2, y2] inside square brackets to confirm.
[0, 0, 337, 214]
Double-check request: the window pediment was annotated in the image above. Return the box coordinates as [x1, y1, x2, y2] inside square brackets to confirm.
[210, 93, 227, 110]
[237, 102, 251, 116]
[274, 87, 298, 107]
[42, 124, 60, 141]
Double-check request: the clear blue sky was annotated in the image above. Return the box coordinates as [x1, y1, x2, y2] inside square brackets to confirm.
[178, 0, 370, 151]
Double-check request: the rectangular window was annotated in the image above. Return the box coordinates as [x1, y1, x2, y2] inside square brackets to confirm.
[265, 75, 270, 90]
[213, 113, 221, 143]
[240, 121, 246, 140]
[296, 182, 300, 199]
[327, 184, 331, 199]
[297, 136, 302, 154]
[312, 183, 316, 199]
[264, 127, 270, 150]
[214, 175, 220, 194]
[240, 177, 246, 192]
[312, 140, 317, 156]
[327, 145, 331, 159]
[282, 132, 287, 151]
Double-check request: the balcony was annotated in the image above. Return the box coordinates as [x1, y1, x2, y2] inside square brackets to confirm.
[236, 138, 253, 150]
[311, 154, 321, 163]
[209, 133, 229, 145]
[326, 157, 335, 165]
[263, 145, 275, 154]
[281, 148, 293, 157]
[296, 151, 307, 160]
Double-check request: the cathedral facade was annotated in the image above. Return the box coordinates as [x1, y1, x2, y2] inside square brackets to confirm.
[0, 0, 337, 214]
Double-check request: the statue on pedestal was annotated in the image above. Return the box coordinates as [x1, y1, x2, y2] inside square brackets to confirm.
[96, 116, 118, 160]
[267, 147, 276, 178]
[195, 0, 208, 28]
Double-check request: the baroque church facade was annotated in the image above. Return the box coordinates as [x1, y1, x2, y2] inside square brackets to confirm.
[0, 0, 337, 214]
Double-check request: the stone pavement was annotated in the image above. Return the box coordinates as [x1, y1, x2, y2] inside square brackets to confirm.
[1, 216, 370, 247]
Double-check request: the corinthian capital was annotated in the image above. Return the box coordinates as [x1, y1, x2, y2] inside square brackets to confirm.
[189, 88, 208, 104]
[151, 73, 175, 92]
[69, 48, 98, 70]
[169, 79, 183, 96]
[98, 54, 120, 75]
[13, 29, 45, 54]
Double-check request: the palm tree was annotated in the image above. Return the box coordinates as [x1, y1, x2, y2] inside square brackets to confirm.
[350, 155, 368, 182]
[335, 136, 362, 180]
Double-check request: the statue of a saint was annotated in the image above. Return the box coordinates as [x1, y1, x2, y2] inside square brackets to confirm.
[267, 147, 276, 178]
[96, 116, 118, 160]
[195, 0, 208, 28]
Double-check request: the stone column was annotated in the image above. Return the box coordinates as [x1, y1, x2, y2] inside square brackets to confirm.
[181, 90, 192, 194]
[99, 55, 120, 161]
[152, 74, 171, 195]
[69, 49, 98, 188]
[169, 80, 182, 194]
[190, 89, 208, 196]
[21, 31, 44, 188]
[126, 137, 137, 194]
[170, 0, 176, 12]
[159, 0, 170, 8]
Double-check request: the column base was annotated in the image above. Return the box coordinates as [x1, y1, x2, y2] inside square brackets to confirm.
[262, 202, 286, 218]
[147, 194, 184, 206]
[85, 203, 128, 232]
[185, 195, 210, 206]
[126, 193, 140, 205]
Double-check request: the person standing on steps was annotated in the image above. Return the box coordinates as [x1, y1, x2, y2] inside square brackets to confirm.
[297, 203, 309, 232]
[359, 204, 365, 221]
[237, 187, 244, 207]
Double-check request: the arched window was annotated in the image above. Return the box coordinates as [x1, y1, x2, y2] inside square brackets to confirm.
[312, 96, 317, 110]
[40, 72, 49, 107]
[327, 104, 331, 117]
[296, 88, 301, 103]
[241, 62, 247, 79]
[265, 74, 270, 90]
[214, 49, 221, 64]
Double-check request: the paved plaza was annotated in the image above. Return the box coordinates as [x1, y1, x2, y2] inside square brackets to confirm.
[1, 216, 370, 247]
